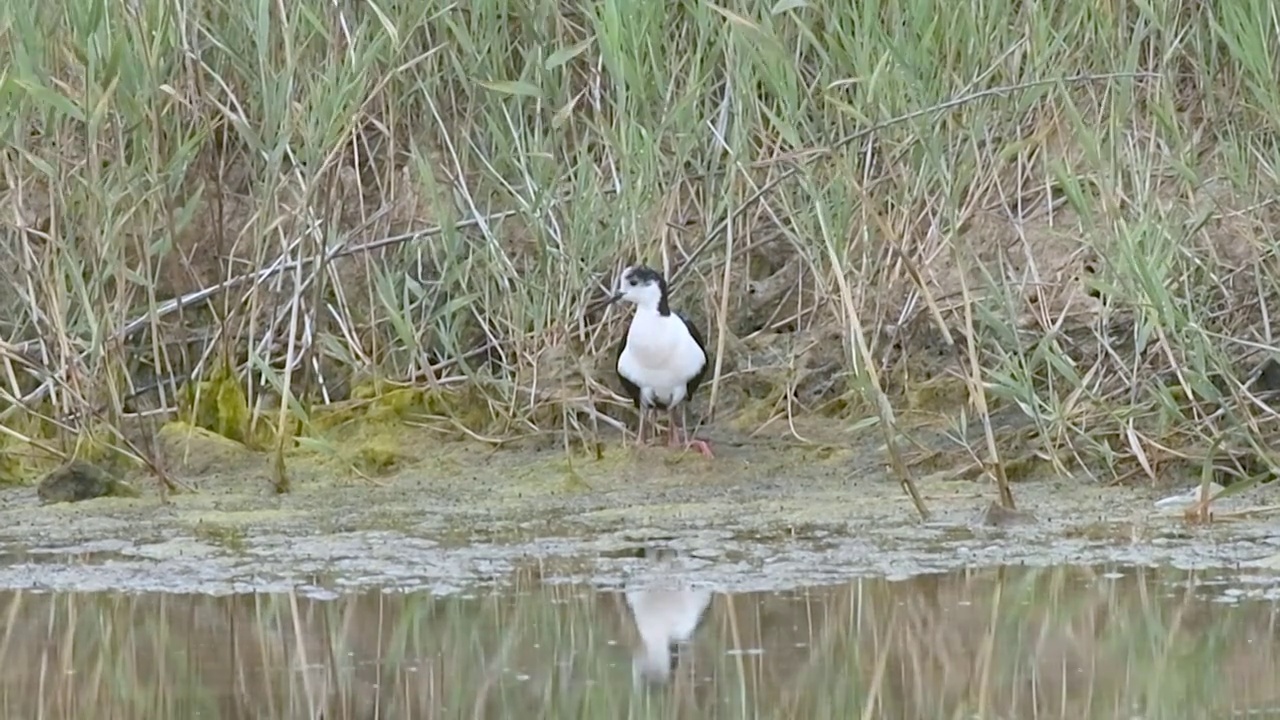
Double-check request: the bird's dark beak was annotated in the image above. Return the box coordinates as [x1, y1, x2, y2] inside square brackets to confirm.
[607, 291, 624, 305]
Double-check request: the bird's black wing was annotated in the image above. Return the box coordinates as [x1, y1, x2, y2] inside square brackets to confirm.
[678, 312, 710, 399]
[613, 330, 642, 408]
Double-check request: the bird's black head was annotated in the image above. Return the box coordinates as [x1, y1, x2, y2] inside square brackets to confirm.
[609, 264, 670, 315]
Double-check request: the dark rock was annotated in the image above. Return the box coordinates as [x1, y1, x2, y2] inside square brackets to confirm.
[37, 460, 120, 504]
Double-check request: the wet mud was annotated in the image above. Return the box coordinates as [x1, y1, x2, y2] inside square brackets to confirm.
[0, 419, 1276, 595]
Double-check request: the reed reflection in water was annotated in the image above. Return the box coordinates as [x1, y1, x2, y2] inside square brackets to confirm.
[0, 563, 1276, 719]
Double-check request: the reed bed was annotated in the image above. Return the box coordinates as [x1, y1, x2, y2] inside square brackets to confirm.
[2, 0, 1280, 502]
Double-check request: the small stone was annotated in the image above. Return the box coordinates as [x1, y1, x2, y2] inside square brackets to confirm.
[37, 460, 117, 504]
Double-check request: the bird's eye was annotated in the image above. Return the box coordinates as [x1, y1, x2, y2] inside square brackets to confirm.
[628, 278, 638, 286]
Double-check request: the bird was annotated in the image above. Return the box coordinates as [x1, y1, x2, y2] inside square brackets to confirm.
[608, 264, 714, 458]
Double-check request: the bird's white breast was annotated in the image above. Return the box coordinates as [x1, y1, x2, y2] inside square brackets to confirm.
[617, 311, 706, 407]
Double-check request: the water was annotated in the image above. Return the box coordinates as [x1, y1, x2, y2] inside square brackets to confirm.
[0, 561, 1277, 719]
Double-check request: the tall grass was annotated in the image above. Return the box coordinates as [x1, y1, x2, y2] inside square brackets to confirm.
[0, 563, 1275, 718]
[2, 0, 1280, 498]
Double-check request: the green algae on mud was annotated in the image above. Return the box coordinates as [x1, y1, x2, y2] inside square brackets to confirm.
[0, 410, 1277, 596]
[0, 358, 1149, 517]
[0, 405, 1262, 538]
[0, 400, 1276, 597]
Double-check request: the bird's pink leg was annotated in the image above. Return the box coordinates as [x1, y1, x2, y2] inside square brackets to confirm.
[672, 407, 714, 458]
[686, 436, 714, 458]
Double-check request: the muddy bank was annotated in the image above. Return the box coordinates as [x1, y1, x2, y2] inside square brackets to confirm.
[0, 419, 1276, 595]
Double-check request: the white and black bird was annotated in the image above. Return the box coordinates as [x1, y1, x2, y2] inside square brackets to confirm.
[608, 264, 714, 458]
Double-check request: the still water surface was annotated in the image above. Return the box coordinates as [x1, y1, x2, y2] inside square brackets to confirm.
[0, 559, 1277, 719]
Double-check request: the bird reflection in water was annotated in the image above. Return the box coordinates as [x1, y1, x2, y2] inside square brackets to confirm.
[623, 547, 713, 686]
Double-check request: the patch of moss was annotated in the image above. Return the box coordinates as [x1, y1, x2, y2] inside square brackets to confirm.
[68, 422, 147, 474]
[22, 403, 63, 446]
[352, 440, 403, 476]
[349, 376, 391, 401]
[315, 382, 500, 440]
[382, 386, 429, 416]
[0, 421, 152, 490]
[159, 421, 253, 451]
[312, 385, 425, 432]
[156, 420, 265, 485]
[0, 434, 27, 485]
[296, 386, 437, 476]
[288, 416, 423, 484]
[0, 410, 84, 484]
[309, 400, 369, 433]
[422, 386, 500, 431]
[180, 362, 262, 448]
